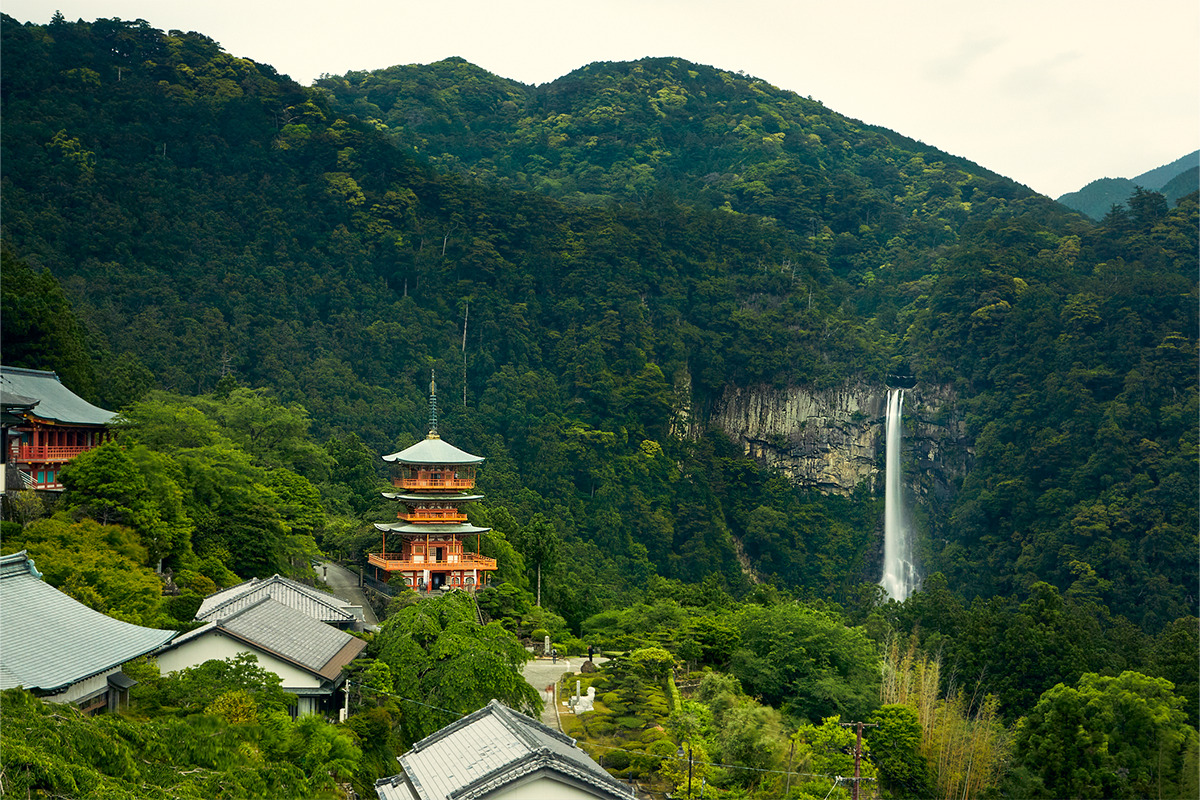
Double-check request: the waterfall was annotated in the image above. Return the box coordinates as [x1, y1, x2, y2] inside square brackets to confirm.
[881, 388, 917, 601]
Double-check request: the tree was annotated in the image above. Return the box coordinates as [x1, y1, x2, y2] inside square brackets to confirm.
[1010, 671, 1199, 799]
[867, 705, 935, 799]
[731, 601, 879, 723]
[8, 516, 167, 626]
[371, 592, 540, 746]
[522, 512, 560, 606]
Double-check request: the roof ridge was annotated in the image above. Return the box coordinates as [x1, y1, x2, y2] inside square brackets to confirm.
[0, 365, 60, 380]
[489, 699, 560, 752]
[406, 699, 498, 754]
[200, 575, 351, 621]
[213, 594, 276, 624]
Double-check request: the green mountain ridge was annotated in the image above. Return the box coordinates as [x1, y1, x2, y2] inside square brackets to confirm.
[1, 15, 1196, 635]
[1056, 150, 1199, 220]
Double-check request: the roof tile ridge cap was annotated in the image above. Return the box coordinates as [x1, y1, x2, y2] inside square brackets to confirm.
[275, 576, 354, 611]
[198, 578, 268, 618]
[495, 700, 578, 748]
[0, 365, 58, 378]
[453, 749, 547, 799]
[455, 748, 630, 800]
[491, 699, 571, 751]
[214, 594, 277, 625]
[407, 701, 494, 753]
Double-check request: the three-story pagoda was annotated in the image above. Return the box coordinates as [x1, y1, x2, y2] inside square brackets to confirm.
[367, 376, 496, 592]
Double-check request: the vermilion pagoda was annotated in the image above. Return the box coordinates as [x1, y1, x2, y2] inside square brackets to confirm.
[367, 376, 496, 591]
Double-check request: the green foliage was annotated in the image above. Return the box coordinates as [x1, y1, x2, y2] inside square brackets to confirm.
[1, 686, 358, 799]
[371, 592, 540, 746]
[1, 25, 1196, 799]
[629, 646, 675, 681]
[3, 515, 167, 626]
[133, 653, 292, 717]
[731, 601, 879, 723]
[1010, 671, 1199, 799]
[0, 246, 97, 401]
[867, 705, 935, 799]
[62, 442, 193, 566]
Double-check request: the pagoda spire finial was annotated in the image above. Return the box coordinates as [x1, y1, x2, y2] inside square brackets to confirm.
[428, 370, 439, 438]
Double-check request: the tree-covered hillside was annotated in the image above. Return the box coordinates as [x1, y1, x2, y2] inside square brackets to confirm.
[1056, 150, 1199, 220]
[1, 12, 1196, 714]
[3, 15, 1198, 799]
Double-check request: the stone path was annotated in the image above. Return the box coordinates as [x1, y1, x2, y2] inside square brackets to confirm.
[521, 656, 606, 729]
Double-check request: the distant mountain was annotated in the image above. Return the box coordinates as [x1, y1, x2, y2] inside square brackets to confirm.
[1057, 150, 1199, 219]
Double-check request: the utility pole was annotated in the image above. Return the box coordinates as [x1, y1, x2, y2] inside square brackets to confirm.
[839, 721, 877, 800]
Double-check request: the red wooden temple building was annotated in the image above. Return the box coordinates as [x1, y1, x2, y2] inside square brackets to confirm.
[1, 366, 116, 492]
[367, 377, 496, 591]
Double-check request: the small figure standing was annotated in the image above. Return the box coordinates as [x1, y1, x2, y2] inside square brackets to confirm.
[551, 648, 558, 664]
[588, 644, 595, 662]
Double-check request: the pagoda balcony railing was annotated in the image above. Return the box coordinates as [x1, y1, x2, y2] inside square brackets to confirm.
[367, 552, 497, 573]
[17, 444, 93, 463]
[396, 477, 475, 490]
[398, 510, 470, 523]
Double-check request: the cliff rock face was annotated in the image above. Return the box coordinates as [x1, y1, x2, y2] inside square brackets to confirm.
[698, 382, 971, 497]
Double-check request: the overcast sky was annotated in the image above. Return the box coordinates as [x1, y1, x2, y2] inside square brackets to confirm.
[5, 1, 1198, 198]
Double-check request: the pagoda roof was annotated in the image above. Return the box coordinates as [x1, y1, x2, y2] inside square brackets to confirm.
[0, 366, 116, 426]
[383, 435, 484, 465]
[383, 492, 485, 503]
[374, 522, 491, 535]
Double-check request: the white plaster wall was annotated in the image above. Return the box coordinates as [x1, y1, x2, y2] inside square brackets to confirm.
[491, 776, 613, 800]
[154, 631, 322, 690]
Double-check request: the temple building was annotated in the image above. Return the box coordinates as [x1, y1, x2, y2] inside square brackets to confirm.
[367, 375, 496, 592]
[1, 366, 116, 491]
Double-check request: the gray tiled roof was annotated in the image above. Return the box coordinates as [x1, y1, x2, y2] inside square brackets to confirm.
[195, 574, 357, 624]
[375, 699, 634, 800]
[383, 436, 485, 465]
[0, 366, 116, 426]
[167, 598, 365, 680]
[0, 551, 175, 693]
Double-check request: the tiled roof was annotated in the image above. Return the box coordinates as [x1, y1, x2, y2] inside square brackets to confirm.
[374, 523, 491, 535]
[0, 366, 116, 426]
[382, 492, 485, 502]
[375, 699, 634, 800]
[195, 574, 357, 624]
[383, 436, 485, 465]
[167, 598, 365, 680]
[0, 551, 175, 693]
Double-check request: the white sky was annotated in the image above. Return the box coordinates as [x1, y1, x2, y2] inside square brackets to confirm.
[4, 1, 1198, 198]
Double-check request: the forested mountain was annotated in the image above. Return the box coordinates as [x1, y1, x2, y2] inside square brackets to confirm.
[2, 17, 1197, 789]
[1056, 150, 1199, 220]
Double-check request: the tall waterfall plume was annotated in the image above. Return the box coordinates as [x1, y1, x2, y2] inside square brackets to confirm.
[881, 388, 918, 601]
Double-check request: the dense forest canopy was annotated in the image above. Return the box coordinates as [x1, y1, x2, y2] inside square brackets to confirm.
[1, 15, 1197, 798]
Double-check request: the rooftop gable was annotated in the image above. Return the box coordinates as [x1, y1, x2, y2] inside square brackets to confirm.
[0, 551, 175, 693]
[195, 574, 357, 625]
[376, 699, 633, 800]
[167, 597, 365, 680]
[0, 366, 116, 426]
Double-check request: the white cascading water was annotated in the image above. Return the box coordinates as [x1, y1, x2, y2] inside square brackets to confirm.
[881, 388, 917, 601]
